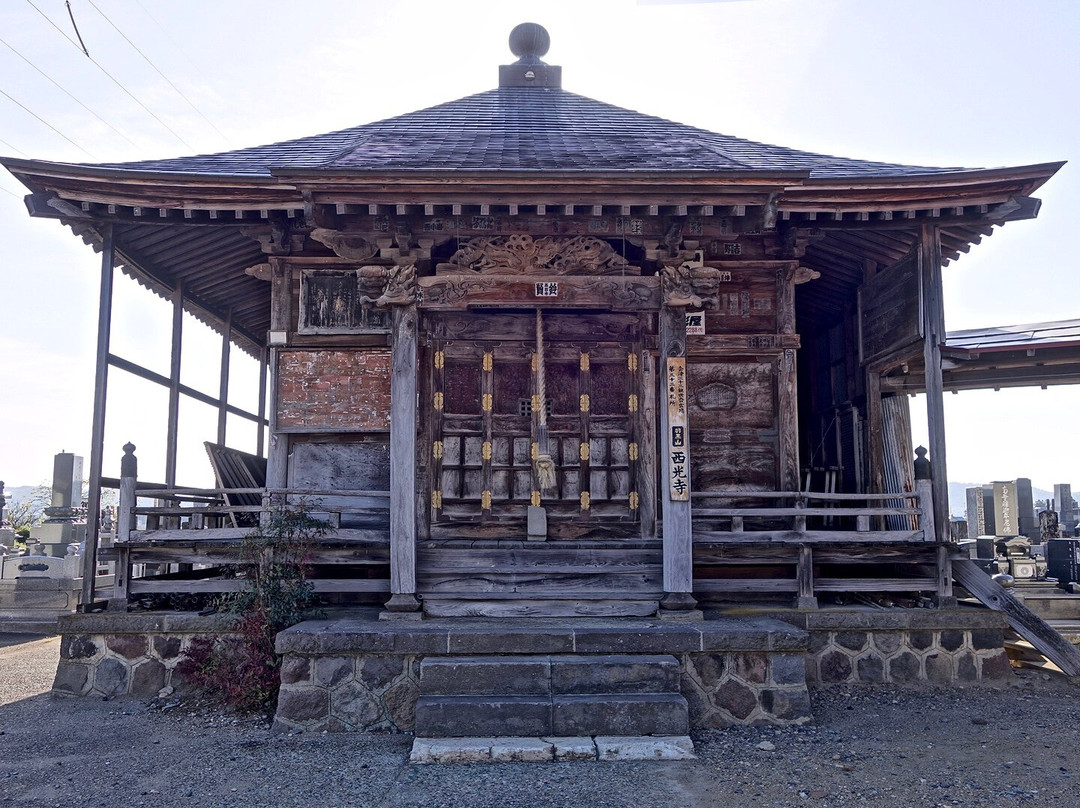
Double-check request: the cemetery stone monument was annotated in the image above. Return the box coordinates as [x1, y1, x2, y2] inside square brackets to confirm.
[993, 478, 1036, 539]
[28, 452, 86, 558]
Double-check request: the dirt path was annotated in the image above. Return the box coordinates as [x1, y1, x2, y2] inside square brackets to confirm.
[1, 634, 1077, 807]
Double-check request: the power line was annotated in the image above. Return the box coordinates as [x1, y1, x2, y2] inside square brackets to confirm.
[0, 135, 30, 158]
[0, 86, 96, 158]
[86, 0, 231, 146]
[24, 0, 196, 151]
[0, 35, 140, 148]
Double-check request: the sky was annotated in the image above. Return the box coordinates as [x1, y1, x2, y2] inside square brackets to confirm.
[0, 0, 1077, 497]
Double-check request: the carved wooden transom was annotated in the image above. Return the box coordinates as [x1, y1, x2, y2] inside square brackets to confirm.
[439, 234, 637, 275]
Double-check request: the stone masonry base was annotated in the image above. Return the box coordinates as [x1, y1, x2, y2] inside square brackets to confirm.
[50, 607, 1012, 732]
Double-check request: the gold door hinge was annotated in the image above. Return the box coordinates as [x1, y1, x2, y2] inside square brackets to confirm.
[431, 490, 443, 509]
[531, 490, 541, 507]
[580, 394, 590, 412]
[481, 441, 492, 461]
[482, 352, 493, 371]
[628, 442, 639, 461]
[432, 441, 444, 460]
[629, 491, 640, 510]
[482, 393, 492, 412]
[433, 392, 444, 411]
[627, 353, 639, 372]
[580, 353, 590, 371]
[530, 442, 539, 461]
[579, 442, 590, 461]
[579, 491, 591, 510]
[433, 350, 445, 370]
[481, 490, 492, 510]
[628, 393, 639, 413]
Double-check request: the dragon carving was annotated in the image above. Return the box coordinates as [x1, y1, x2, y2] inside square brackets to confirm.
[441, 234, 634, 275]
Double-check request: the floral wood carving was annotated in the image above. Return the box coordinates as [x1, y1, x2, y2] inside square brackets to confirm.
[441, 234, 634, 275]
[311, 228, 379, 261]
[660, 262, 721, 309]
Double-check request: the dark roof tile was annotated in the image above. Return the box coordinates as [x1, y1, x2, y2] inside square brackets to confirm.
[97, 88, 969, 178]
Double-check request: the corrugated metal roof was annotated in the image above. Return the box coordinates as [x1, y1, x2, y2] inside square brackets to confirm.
[946, 319, 1080, 352]
[95, 88, 970, 179]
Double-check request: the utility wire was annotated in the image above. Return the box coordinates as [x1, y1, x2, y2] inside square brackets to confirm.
[0, 135, 30, 158]
[24, 0, 196, 151]
[0, 86, 96, 158]
[0, 35, 140, 148]
[0, 185, 22, 200]
[86, 0, 231, 145]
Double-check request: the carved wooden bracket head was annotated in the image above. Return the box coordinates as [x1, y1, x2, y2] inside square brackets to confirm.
[358, 264, 417, 306]
[660, 262, 721, 309]
[311, 228, 380, 261]
[794, 266, 821, 285]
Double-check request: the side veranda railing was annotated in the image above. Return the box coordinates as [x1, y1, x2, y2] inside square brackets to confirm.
[689, 460, 949, 606]
[101, 445, 949, 608]
[103, 448, 392, 606]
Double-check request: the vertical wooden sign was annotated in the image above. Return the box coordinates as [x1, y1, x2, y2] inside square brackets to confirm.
[666, 357, 690, 501]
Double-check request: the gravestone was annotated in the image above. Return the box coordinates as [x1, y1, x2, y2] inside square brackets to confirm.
[993, 479, 1036, 539]
[28, 452, 87, 558]
[1055, 484, 1077, 535]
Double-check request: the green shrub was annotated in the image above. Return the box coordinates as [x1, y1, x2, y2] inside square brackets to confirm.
[179, 498, 326, 714]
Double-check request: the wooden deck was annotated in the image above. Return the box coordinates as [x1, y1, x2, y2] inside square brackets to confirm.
[100, 481, 950, 613]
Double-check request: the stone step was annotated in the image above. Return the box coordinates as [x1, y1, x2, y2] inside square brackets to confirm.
[420, 598, 660, 618]
[414, 693, 689, 738]
[419, 654, 681, 697]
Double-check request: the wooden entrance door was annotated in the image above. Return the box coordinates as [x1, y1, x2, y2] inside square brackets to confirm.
[428, 317, 642, 538]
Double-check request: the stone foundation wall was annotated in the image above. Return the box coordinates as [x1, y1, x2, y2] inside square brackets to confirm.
[273, 649, 812, 734]
[276, 653, 419, 732]
[783, 610, 1012, 687]
[52, 613, 238, 698]
[680, 651, 810, 727]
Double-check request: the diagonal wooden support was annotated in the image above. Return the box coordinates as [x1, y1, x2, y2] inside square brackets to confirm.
[953, 558, 1080, 677]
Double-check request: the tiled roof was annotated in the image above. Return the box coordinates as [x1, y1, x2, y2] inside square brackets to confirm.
[98, 88, 968, 178]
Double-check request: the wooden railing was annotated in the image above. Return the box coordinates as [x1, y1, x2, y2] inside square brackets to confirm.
[108, 481, 391, 607]
[691, 486, 934, 543]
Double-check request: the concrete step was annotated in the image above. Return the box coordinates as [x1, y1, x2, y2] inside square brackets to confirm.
[415, 653, 689, 738]
[419, 654, 681, 696]
[415, 693, 689, 738]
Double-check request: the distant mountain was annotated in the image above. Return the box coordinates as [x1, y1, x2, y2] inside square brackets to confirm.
[948, 481, 1054, 519]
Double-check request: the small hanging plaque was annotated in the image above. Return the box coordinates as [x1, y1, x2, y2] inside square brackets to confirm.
[685, 310, 706, 335]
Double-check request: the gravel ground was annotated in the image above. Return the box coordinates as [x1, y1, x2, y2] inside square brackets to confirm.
[1, 634, 1078, 807]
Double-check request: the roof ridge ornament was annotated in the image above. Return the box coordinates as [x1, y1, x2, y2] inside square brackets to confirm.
[500, 23, 561, 89]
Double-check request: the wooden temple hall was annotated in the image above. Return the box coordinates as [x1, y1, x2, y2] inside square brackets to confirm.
[2, 24, 1063, 621]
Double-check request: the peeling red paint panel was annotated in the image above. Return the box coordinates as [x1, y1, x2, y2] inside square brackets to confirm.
[277, 349, 392, 430]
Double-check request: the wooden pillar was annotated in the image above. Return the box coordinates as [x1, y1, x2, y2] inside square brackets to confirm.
[385, 304, 421, 614]
[659, 305, 696, 613]
[165, 283, 183, 487]
[216, 309, 232, 447]
[265, 264, 290, 493]
[109, 442, 137, 611]
[256, 347, 268, 458]
[919, 224, 949, 538]
[777, 264, 800, 492]
[81, 224, 114, 609]
[866, 370, 885, 494]
[796, 544, 817, 609]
